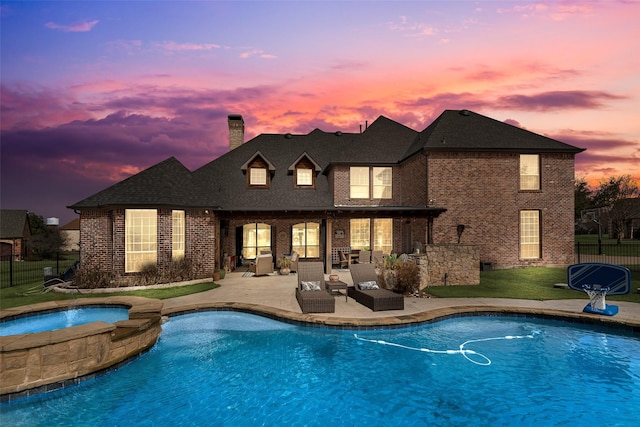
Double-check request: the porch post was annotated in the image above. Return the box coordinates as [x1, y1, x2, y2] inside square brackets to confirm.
[325, 217, 333, 274]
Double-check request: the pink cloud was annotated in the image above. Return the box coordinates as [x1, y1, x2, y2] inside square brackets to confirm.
[45, 20, 99, 32]
[157, 41, 221, 52]
[497, 90, 626, 111]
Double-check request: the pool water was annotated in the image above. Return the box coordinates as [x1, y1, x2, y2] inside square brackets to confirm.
[0, 307, 130, 336]
[2, 312, 639, 426]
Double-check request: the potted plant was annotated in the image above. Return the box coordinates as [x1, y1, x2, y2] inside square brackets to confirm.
[278, 256, 291, 275]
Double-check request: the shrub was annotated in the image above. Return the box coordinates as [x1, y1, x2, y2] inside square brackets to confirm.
[394, 260, 420, 294]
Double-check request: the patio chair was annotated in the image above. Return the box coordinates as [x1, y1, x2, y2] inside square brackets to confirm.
[359, 250, 371, 263]
[295, 262, 335, 313]
[285, 250, 299, 273]
[338, 251, 349, 269]
[371, 250, 383, 266]
[347, 263, 404, 311]
[249, 253, 274, 276]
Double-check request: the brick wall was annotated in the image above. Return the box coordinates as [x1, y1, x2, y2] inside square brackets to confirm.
[427, 151, 576, 268]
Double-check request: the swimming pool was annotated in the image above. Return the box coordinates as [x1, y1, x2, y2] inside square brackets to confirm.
[1, 312, 638, 426]
[0, 307, 130, 336]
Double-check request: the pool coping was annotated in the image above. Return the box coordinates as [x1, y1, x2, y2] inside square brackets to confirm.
[162, 301, 640, 332]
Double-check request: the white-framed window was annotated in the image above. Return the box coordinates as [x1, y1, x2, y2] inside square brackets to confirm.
[373, 167, 392, 199]
[249, 167, 267, 186]
[243, 223, 271, 259]
[520, 210, 540, 259]
[172, 210, 185, 260]
[125, 209, 157, 273]
[349, 218, 393, 253]
[292, 222, 320, 258]
[296, 168, 313, 187]
[520, 154, 540, 190]
[350, 166, 392, 199]
[350, 167, 370, 198]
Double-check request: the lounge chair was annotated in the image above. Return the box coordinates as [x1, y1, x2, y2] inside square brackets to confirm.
[347, 263, 404, 311]
[249, 253, 274, 276]
[295, 262, 335, 313]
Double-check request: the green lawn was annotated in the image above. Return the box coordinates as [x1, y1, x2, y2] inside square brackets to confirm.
[0, 281, 218, 311]
[426, 267, 640, 303]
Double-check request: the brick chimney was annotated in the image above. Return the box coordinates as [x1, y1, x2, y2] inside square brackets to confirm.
[228, 114, 244, 151]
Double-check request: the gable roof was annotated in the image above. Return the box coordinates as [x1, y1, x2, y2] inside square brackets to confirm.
[69, 157, 211, 210]
[0, 209, 30, 239]
[69, 110, 585, 213]
[413, 109, 585, 153]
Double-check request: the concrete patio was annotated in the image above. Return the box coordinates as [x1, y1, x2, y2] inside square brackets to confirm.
[161, 267, 640, 329]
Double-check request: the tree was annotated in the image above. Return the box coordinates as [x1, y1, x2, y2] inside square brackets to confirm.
[574, 177, 594, 233]
[27, 213, 68, 260]
[592, 175, 640, 243]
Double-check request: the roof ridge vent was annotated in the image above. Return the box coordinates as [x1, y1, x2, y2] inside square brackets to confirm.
[460, 109, 471, 116]
[335, 131, 342, 136]
[285, 133, 293, 139]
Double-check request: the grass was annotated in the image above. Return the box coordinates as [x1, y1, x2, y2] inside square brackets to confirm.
[0, 281, 219, 311]
[427, 267, 640, 303]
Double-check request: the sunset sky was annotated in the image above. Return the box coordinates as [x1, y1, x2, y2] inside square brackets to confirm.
[2, 0, 639, 225]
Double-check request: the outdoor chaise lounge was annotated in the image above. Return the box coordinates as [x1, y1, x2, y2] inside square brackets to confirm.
[295, 262, 335, 313]
[347, 263, 404, 311]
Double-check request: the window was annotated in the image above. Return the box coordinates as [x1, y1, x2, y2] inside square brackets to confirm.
[292, 222, 320, 258]
[520, 210, 540, 259]
[350, 166, 392, 199]
[350, 167, 370, 198]
[350, 218, 393, 253]
[242, 223, 271, 259]
[249, 167, 267, 186]
[125, 209, 157, 273]
[350, 219, 370, 249]
[520, 154, 540, 190]
[373, 167, 392, 198]
[296, 168, 313, 187]
[373, 218, 393, 254]
[172, 210, 185, 260]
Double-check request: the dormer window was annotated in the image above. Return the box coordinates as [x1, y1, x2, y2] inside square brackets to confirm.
[296, 168, 313, 186]
[289, 152, 320, 189]
[249, 166, 268, 186]
[241, 151, 275, 189]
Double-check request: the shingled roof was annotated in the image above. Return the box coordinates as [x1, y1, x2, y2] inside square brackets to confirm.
[69, 157, 211, 210]
[69, 110, 584, 213]
[0, 209, 30, 239]
[415, 109, 586, 153]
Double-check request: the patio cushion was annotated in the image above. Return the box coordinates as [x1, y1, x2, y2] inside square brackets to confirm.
[301, 281, 321, 291]
[358, 281, 379, 290]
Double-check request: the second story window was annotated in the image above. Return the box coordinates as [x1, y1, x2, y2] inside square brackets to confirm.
[350, 166, 392, 199]
[296, 168, 313, 186]
[520, 154, 540, 190]
[249, 167, 267, 186]
[350, 167, 370, 198]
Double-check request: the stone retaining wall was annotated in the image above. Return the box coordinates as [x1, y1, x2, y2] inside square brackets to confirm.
[0, 297, 163, 401]
[410, 244, 480, 287]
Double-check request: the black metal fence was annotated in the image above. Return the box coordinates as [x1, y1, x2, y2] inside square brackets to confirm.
[574, 242, 640, 272]
[0, 252, 80, 289]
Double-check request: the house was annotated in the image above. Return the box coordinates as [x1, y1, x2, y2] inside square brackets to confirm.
[60, 218, 80, 252]
[68, 109, 584, 282]
[0, 209, 31, 261]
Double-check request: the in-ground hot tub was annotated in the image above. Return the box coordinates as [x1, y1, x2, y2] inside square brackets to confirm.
[0, 297, 163, 401]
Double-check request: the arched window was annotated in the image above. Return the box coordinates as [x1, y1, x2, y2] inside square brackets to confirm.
[292, 222, 320, 258]
[242, 223, 271, 260]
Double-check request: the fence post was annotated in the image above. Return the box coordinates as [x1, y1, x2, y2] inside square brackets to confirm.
[56, 251, 60, 274]
[9, 256, 14, 287]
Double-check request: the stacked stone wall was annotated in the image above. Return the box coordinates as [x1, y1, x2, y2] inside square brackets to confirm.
[409, 244, 480, 287]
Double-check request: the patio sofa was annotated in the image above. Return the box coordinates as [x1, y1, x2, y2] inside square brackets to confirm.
[347, 263, 404, 311]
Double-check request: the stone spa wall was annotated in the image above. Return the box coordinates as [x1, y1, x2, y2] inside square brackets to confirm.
[0, 297, 163, 401]
[410, 244, 480, 287]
